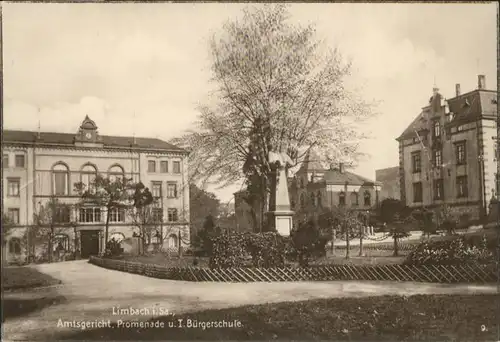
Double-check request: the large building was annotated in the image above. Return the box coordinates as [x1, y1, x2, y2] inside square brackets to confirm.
[234, 150, 382, 231]
[376, 166, 401, 201]
[397, 75, 498, 222]
[2, 116, 190, 264]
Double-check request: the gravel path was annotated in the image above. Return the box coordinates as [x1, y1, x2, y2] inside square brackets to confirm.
[2, 260, 496, 341]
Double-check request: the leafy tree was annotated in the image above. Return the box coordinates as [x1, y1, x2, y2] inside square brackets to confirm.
[189, 184, 220, 239]
[1, 212, 14, 241]
[291, 217, 329, 267]
[74, 175, 133, 245]
[378, 198, 406, 224]
[329, 206, 363, 259]
[387, 212, 414, 256]
[435, 204, 458, 235]
[30, 197, 73, 263]
[172, 4, 375, 231]
[193, 214, 220, 256]
[128, 182, 156, 255]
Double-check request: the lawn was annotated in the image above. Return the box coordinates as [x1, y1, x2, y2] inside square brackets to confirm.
[2, 266, 62, 291]
[59, 294, 499, 341]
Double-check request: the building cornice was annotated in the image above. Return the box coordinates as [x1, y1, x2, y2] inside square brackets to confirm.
[2, 140, 188, 156]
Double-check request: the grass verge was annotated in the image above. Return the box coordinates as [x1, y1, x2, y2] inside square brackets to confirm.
[2, 266, 62, 291]
[59, 294, 499, 341]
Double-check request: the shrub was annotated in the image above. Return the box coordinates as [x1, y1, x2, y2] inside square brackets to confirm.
[290, 218, 329, 267]
[209, 231, 289, 268]
[404, 234, 494, 266]
[104, 238, 123, 258]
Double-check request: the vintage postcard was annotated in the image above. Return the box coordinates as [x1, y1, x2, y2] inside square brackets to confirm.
[1, 2, 498, 341]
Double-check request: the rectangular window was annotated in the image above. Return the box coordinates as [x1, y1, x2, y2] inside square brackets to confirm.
[148, 160, 156, 173]
[455, 141, 466, 165]
[173, 161, 181, 174]
[54, 207, 71, 223]
[79, 208, 101, 223]
[457, 176, 468, 198]
[53, 172, 68, 196]
[411, 152, 421, 173]
[413, 182, 423, 203]
[167, 182, 178, 198]
[152, 208, 163, 223]
[160, 161, 168, 173]
[109, 208, 125, 222]
[167, 208, 178, 222]
[433, 149, 442, 167]
[7, 179, 20, 197]
[15, 155, 25, 168]
[151, 182, 162, 198]
[8, 208, 20, 224]
[3, 154, 8, 168]
[434, 179, 444, 200]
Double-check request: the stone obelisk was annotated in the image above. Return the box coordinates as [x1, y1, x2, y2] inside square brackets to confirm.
[266, 151, 294, 236]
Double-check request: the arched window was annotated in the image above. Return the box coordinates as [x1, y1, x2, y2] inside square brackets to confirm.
[168, 234, 178, 248]
[300, 193, 306, 209]
[53, 234, 70, 252]
[108, 164, 124, 182]
[109, 232, 125, 243]
[317, 191, 322, 207]
[8, 238, 21, 255]
[81, 164, 97, 190]
[52, 163, 69, 196]
[310, 193, 316, 207]
[364, 191, 371, 206]
[351, 192, 359, 206]
[433, 120, 441, 138]
[339, 191, 346, 206]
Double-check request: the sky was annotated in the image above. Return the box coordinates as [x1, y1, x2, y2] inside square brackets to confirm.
[2, 2, 498, 203]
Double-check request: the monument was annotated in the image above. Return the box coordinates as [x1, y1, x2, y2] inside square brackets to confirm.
[266, 151, 294, 236]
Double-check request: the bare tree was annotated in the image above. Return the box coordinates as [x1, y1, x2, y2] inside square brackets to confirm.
[172, 4, 376, 232]
[30, 197, 73, 263]
[74, 174, 134, 245]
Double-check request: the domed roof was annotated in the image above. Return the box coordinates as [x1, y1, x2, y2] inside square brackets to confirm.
[80, 115, 97, 130]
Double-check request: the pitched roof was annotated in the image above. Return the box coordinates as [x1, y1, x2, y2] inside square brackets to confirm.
[2, 129, 186, 152]
[447, 89, 497, 124]
[323, 169, 381, 186]
[397, 110, 429, 141]
[397, 88, 498, 141]
[297, 149, 326, 173]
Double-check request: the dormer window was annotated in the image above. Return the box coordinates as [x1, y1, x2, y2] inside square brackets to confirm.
[462, 99, 470, 107]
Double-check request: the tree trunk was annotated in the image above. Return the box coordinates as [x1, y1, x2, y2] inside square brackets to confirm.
[48, 225, 54, 263]
[330, 227, 335, 255]
[359, 225, 364, 257]
[104, 206, 111, 250]
[393, 235, 399, 256]
[345, 222, 350, 259]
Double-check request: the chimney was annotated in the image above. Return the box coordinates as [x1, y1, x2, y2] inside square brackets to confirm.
[478, 75, 486, 90]
[339, 163, 344, 173]
[455, 84, 461, 97]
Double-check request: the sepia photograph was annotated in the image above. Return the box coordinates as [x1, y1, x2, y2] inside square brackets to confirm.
[1, 1, 499, 341]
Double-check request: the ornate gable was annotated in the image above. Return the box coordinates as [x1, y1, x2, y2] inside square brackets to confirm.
[74, 115, 103, 147]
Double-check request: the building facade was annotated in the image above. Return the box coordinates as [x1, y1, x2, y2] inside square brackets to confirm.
[234, 150, 382, 231]
[397, 75, 498, 222]
[376, 166, 401, 201]
[2, 116, 190, 264]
